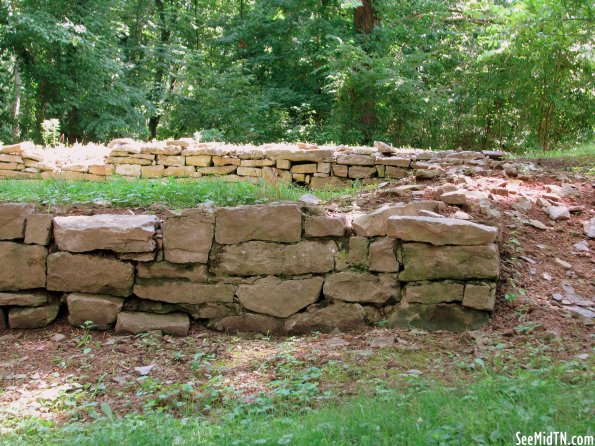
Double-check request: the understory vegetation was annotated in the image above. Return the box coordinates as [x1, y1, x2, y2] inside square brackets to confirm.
[0, 0, 593, 151]
[0, 178, 360, 208]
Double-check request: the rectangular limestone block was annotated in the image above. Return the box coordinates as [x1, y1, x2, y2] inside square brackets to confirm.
[0, 291, 48, 306]
[215, 204, 302, 244]
[115, 311, 190, 336]
[24, 213, 53, 245]
[403, 281, 464, 304]
[115, 164, 141, 177]
[213, 240, 337, 276]
[304, 215, 347, 237]
[463, 283, 496, 311]
[336, 155, 376, 166]
[186, 155, 212, 167]
[237, 166, 262, 177]
[352, 201, 441, 236]
[399, 243, 500, 282]
[197, 166, 237, 175]
[240, 159, 275, 167]
[292, 173, 306, 182]
[163, 208, 214, 263]
[317, 162, 331, 174]
[66, 293, 125, 329]
[290, 163, 317, 174]
[54, 214, 158, 253]
[0, 162, 19, 170]
[137, 262, 208, 282]
[213, 156, 240, 166]
[369, 237, 399, 272]
[157, 155, 185, 166]
[0, 154, 23, 163]
[385, 166, 408, 178]
[349, 166, 376, 179]
[141, 165, 165, 178]
[323, 271, 399, 304]
[0, 242, 47, 290]
[348, 236, 369, 267]
[276, 159, 291, 170]
[133, 279, 236, 304]
[9, 303, 59, 329]
[47, 252, 134, 297]
[0, 203, 35, 239]
[164, 166, 195, 177]
[378, 157, 411, 167]
[107, 156, 152, 165]
[89, 164, 115, 176]
[331, 164, 349, 177]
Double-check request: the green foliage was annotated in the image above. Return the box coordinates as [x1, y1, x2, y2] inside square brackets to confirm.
[0, 0, 592, 149]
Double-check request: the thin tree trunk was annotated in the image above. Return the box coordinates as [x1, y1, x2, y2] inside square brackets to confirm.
[354, 0, 374, 33]
[11, 60, 21, 140]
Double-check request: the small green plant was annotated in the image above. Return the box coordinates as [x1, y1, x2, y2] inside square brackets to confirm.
[41, 119, 61, 147]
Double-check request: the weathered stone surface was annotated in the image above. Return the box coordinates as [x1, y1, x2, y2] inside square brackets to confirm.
[66, 293, 125, 329]
[24, 214, 53, 245]
[584, 218, 595, 238]
[133, 279, 235, 304]
[163, 208, 214, 263]
[115, 164, 141, 177]
[348, 237, 369, 267]
[185, 155, 212, 167]
[0, 242, 47, 290]
[137, 262, 208, 281]
[352, 201, 441, 236]
[141, 165, 165, 178]
[0, 203, 34, 239]
[388, 303, 489, 332]
[9, 303, 59, 329]
[213, 240, 337, 276]
[285, 302, 366, 334]
[214, 313, 285, 335]
[400, 243, 499, 281]
[266, 148, 334, 163]
[378, 156, 411, 167]
[0, 292, 48, 306]
[115, 311, 190, 336]
[368, 238, 399, 272]
[47, 252, 134, 297]
[54, 214, 158, 253]
[336, 155, 375, 166]
[387, 216, 498, 246]
[304, 215, 346, 237]
[323, 271, 398, 304]
[385, 166, 408, 178]
[178, 303, 240, 319]
[349, 166, 376, 178]
[237, 276, 323, 318]
[215, 204, 302, 244]
[0, 308, 5, 330]
[309, 176, 350, 190]
[290, 163, 317, 174]
[124, 298, 178, 314]
[440, 191, 467, 206]
[547, 206, 570, 221]
[462, 283, 496, 311]
[404, 282, 464, 304]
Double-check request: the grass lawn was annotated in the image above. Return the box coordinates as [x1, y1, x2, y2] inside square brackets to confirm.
[2, 361, 592, 446]
[508, 142, 595, 159]
[0, 178, 361, 208]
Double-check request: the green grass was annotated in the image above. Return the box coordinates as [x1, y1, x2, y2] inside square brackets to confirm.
[2, 361, 592, 446]
[0, 178, 361, 208]
[508, 142, 595, 159]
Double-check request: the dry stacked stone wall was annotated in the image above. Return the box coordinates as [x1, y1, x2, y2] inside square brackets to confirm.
[0, 139, 508, 186]
[0, 201, 500, 335]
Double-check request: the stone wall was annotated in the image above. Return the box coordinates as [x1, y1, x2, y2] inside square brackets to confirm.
[0, 201, 500, 335]
[0, 139, 507, 187]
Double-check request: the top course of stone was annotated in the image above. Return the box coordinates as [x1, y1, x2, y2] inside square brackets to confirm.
[0, 139, 507, 187]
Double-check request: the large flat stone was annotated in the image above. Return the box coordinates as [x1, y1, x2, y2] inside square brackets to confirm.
[47, 252, 134, 297]
[368, 238, 399, 272]
[285, 302, 366, 334]
[323, 271, 399, 304]
[387, 303, 489, 332]
[0, 242, 47, 290]
[133, 279, 235, 304]
[304, 215, 347, 237]
[462, 283, 496, 311]
[24, 214, 53, 245]
[237, 276, 323, 318]
[0, 292, 48, 306]
[213, 313, 285, 335]
[53, 214, 158, 253]
[115, 311, 190, 336]
[163, 208, 214, 263]
[0, 203, 34, 239]
[403, 282, 464, 304]
[66, 293, 125, 329]
[136, 262, 208, 281]
[352, 201, 441, 236]
[9, 303, 60, 329]
[399, 243, 499, 281]
[213, 240, 337, 276]
[387, 216, 498, 246]
[215, 204, 302, 244]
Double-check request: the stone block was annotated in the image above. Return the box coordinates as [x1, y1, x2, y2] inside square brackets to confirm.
[387, 216, 498, 246]
[0, 203, 34, 239]
[285, 302, 366, 334]
[349, 166, 376, 179]
[463, 283, 496, 311]
[0, 292, 48, 306]
[0, 242, 47, 290]
[237, 166, 262, 177]
[54, 214, 158, 253]
[115, 311, 190, 336]
[67, 293, 125, 329]
[213, 240, 337, 276]
[403, 282, 464, 304]
[213, 313, 284, 335]
[215, 204, 302, 244]
[387, 303, 489, 332]
[9, 303, 59, 329]
[141, 165, 165, 178]
[164, 166, 196, 177]
[290, 163, 317, 174]
[304, 215, 347, 237]
[186, 155, 212, 167]
[115, 164, 141, 177]
[47, 252, 134, 297]
[133, 279, 235, 304]
[24, 214, 53, 245]
[399, 243, 499, 281]
[352, 201, 441, 236]
[237, 276, 323, 318]
[385, 166, 408, 178]
[323, 271, 398, 304]
[368, 237, 399, 272]
[157, 155, 185, 166]
[348, 236, 369, 267]
[163, 208, 215, 263]
[197, 166, 237, 175]
[136, 262, 208, 281]
[336, 155, 376, 166]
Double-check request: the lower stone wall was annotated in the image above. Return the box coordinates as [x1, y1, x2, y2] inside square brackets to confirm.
[0, 201, 500, 335]
[0, 139, 509, 187]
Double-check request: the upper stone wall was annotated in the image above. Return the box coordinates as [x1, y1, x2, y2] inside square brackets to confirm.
[0, 139, 508, 187]
[0, 200, 501, 335]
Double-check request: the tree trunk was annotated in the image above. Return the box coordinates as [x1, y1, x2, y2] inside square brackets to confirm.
[354, 0, 374, 34]
[148, 0, 171, 139]
[11, 60, 21, 140]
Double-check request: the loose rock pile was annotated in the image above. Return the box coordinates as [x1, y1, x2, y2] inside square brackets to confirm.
[0, 139, 507, 187]
[0, 201, 500, 335]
